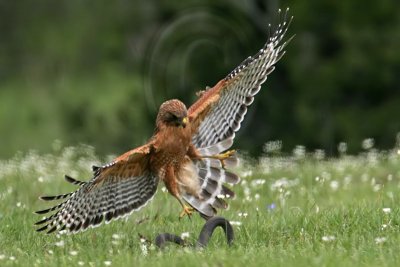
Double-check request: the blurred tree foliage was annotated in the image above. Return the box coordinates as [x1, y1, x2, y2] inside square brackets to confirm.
[0, 0, 399, 159]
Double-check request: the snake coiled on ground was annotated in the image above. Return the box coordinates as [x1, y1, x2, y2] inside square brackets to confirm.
[155, 217, 234, 249]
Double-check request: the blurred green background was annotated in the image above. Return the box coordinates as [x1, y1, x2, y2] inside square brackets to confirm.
[0, 0, 399, 159]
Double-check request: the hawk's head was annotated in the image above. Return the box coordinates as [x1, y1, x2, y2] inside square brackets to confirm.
[156, 99, 188, 129]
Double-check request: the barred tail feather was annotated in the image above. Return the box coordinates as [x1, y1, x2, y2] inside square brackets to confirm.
[183, 194, 216, 218]
[184, 138, 241, 218]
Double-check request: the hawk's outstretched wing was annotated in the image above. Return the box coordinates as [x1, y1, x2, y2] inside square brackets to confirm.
[35, 144, 158, 234]
[188, 9, 293, 151]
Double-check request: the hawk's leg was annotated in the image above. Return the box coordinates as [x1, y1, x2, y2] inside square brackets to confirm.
[200, 150, 236, 168]
[163, 165, 194, 219]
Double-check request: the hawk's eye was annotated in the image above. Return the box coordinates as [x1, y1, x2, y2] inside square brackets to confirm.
[166, 112, 179, 122]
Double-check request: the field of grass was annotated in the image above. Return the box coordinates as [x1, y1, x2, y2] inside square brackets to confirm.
[1, 142, 400, 266]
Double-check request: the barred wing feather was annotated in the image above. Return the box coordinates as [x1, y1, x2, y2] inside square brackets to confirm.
[189, 9, 293, 150]
[35, 145, 158, 234]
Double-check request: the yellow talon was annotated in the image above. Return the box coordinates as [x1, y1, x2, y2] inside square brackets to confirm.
[179, 205, 194, 219]
[217, 150, 236, 160]
[203, 149, 236, 168]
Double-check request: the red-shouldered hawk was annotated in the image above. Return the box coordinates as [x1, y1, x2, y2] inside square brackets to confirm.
[35, 9, 293, 234]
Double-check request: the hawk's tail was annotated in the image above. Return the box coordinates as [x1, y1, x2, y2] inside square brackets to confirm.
[183, 137, 240, 218]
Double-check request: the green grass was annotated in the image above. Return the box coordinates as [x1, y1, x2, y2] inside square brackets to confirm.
[1, 144, 400, 266]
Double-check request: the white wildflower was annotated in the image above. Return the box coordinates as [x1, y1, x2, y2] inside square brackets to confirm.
[140, 242, 148, 256]
[362, 138, 374, 150]
[55, 240, 65, 247]
[338, 142, 347, 154]
[48, 250, 53, 255]
[69, 250, 78, 256]
[241, 170, 253, 177]
[315, 205, 320, 213]
[330, 180, 339, 191]
[270, 178, 299, 191]
[382, 208, 391, 214]
[104, 261, 112, 266]
[180, 232, 190, 240]
[112, 234, 121, 240]
[59, 230, 67, 235]
[78, 261, 84, 266]
[381, 224, 388, 230]
[293, 145, 306, 159]
[9, 256, 16, 261]
[0, 255, 5, 260]
[251, 179, 266, 187]
[264, 140, 282, 153]
[254, 193, 260, 200]
[161, 186, 167, 193]
[238, 212, 248, 218]
[16, 202, 21, 207]
[373, 184, 382, 192]
[321, 235, 335, 242]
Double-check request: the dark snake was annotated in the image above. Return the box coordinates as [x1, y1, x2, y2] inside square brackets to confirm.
[155, 216, 234, 249]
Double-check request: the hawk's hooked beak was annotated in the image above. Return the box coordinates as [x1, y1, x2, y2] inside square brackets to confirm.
[181, 117, 188, 128]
